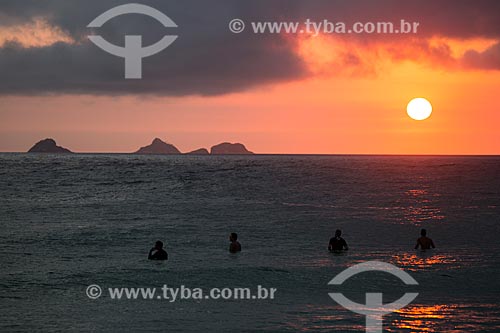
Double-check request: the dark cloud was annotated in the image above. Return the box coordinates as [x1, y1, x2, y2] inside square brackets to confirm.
[0, 0, 499, 96]
[0, 0, 309, 96]
[463, 42, 500, 70]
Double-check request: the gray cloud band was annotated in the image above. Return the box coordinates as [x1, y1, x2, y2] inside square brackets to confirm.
[0, 0, 499, 96]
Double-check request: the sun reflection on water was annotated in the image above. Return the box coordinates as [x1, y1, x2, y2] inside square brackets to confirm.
[281, 303, 500, 332]
[390, 304, 453, 332]
[401, 189, 446, 225]
[389, 303, 500, 332]
[392, 252, 459, 271]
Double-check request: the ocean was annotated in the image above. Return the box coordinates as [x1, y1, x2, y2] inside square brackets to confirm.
[1, 154, 499, 332]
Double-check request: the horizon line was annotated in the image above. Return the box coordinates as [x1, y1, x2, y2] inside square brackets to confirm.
[1, 152, 499, 157]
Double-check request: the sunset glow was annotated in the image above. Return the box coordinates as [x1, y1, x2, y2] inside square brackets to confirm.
[0, 1, 499, 154]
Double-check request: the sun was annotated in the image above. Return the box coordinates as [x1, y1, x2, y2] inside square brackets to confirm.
[407, 98, 432, 121]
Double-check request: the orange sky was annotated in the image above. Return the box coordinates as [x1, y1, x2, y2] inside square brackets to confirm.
[0, 21, 499, 154]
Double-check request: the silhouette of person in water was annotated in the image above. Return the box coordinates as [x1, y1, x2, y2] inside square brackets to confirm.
[148, 240, 168, 260]
[329, 229, 349, 252]
[415, 229, 435, 250]
[229, 233, 242, 253]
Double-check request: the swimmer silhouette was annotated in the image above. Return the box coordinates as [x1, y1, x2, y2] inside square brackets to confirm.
[329, 229, 349, 252]
[229, 233, 242, 253]
[148, 240, 168, 260]
[415, 229, 435, 250]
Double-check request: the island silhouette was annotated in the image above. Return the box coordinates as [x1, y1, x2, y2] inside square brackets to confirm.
[135, 138, 181, 154]
[28, 138, 73, 153]
[27, 138, 254, 155]
[210, 142, 253, 155]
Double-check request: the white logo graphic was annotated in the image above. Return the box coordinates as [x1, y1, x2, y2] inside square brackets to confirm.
[328, 261, 419, 333]
[87, 3, 178, 79]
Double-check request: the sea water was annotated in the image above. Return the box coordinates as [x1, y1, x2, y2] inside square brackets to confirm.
[1, 154, 499, 332]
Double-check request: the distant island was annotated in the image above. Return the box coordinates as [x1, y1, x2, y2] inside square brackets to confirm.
[210, 142, 253, 155]
[28, 138, 72, 153]
[135, 138, 181, 155]
[26, 138, 254, 155]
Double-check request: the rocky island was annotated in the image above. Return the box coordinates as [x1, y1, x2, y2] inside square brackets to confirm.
[25, 138, 254, 155]
[134, 138, 181, 154]
[28, 138, 72, 153]
[210, 142, 253, 155]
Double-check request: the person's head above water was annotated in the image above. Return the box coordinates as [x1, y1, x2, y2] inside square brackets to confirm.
[229, 232, 241, 253]
[415, 228, 435, 250]
[148, 240, 168, 260]
[329, 229, 348, 252]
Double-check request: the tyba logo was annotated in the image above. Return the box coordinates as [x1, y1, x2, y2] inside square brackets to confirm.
[328, 261, 419, 333]
[87, 3, 178, 79]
